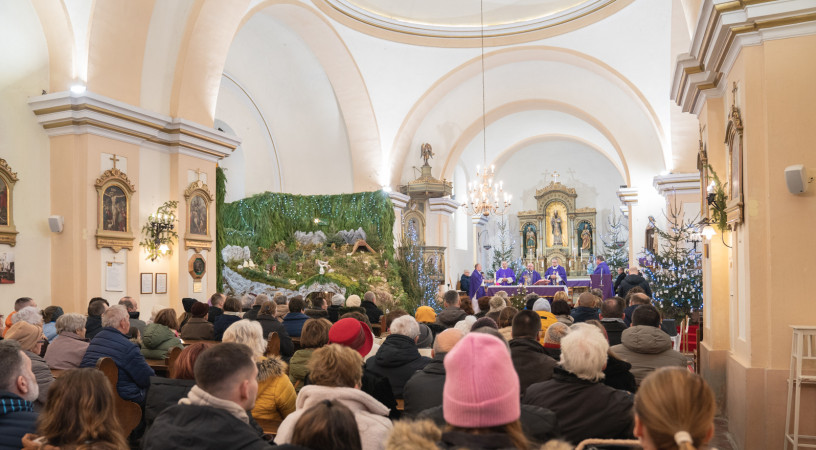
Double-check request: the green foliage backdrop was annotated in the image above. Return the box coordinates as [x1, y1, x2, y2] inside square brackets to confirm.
[216, 166, 227, 291]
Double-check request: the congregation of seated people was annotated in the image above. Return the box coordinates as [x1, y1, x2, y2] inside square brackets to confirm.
[0, 283, 713, 450]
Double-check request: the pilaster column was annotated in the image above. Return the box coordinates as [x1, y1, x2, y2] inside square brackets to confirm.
[428, 198, 460, 285]
[471, 214, 489, 270]
[617, 187, 639, 264]
[388, 191, 410, 244]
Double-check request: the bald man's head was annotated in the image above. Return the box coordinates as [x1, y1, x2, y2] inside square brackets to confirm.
[577, 292, 597, 307]
[432, 329, 464, 357]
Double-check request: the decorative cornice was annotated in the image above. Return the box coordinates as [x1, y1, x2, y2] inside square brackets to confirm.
[535, 181, 577, 198]
[388, 191, 410, 209]
[0, 159, 18, 182]
[28, 91, 240, 162]
[472, 215, 489, 227]
[428, 197, 460, 215]
[617, 187, 638, 205]
[672, 0, 816, 114]
[94, 167, 136, 192]
[653, 172, 702, 196]
[184, 180, 213, 202]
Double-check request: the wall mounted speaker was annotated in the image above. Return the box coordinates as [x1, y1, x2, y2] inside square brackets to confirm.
[48, 215, 64, 233]
[784, 165, 808, 194]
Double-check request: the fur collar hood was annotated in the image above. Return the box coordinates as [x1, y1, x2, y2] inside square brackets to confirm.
[257, 356, 287, 381]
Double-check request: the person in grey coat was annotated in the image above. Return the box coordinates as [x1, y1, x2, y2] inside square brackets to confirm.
[611, 305, 687, 385]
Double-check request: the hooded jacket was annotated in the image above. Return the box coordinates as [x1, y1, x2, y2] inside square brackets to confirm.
[569, 306, 600, 324]
[603, 354, 637, 393]
[44, 331, 89, 370]
[213, 313, 242, 341]
[435, 307, 466, 328]
[287, 348, 314, 392]
[275, 385, 392, 450]
[509, 338, 557, 394]
[251, 356, 296, 421]
[304, 308, 329, 321]
[611, 325, 687, 384]
[143, 403, 270, 450]
[80, 327, 155, 404]
[364, 334, 431, 398]
[402, 355, 446, 418]
[180, 317, 214, 341]
[617, 274, 652, 298]
[0, 391, 37, 450]
[523, 367, 634, 444]
[141, 323, 183, 360]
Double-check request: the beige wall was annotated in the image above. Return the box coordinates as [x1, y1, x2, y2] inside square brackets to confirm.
[700, 34, 816, 450]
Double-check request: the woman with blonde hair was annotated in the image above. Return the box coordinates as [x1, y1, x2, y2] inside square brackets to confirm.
[222, 319, 296, 421]
[21, 368, 128, 449]
[634, 367, 716, 450]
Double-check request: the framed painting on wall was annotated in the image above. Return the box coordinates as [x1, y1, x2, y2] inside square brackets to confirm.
[188, 253, 206, 280]
[725, 98, 744, 226]
[0, 158, 19, 246]
[184, 180, 213, 252]
[95, 159, 136, 252]
[140, 273, 153, 294]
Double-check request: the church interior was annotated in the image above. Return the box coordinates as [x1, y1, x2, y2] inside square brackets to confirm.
[1, 0, 815, 448]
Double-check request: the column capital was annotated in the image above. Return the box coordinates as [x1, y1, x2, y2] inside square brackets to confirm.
[653, 172, 701, 197]
[428, 197, 460, 215]
[388, 191, 410, 209]
[617, 187, 639, 205]
[471, 215, 489, 227]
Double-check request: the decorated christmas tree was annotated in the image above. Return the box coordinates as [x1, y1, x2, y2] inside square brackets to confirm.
[640, 202, 703, 321]
[600, 211, 629, 270]
[490, 218, 523, 279]
[397, 220, 440, 312]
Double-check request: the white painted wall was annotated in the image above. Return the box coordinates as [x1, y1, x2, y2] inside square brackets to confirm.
[0, 0, 52, 311]
[216, 11, 354, 197]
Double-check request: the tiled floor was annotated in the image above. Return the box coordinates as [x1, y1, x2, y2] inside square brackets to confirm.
[708, 417, 738, 450]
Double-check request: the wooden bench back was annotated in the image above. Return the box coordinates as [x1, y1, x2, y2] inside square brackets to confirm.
[95, 357, 142, 436]
[265, 332, 281, 357]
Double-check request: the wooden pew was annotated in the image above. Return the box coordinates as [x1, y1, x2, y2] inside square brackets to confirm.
[396, 399, 405, 411]
[181, 339, 219, 347]
[265, 332, 280, 357]
[50, 368, 66, 378]
[379, 315, 387, 337]
[95, 357, 142, 436]
[291, 337, 301, 351]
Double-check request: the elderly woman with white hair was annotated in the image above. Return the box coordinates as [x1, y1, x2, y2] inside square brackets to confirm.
[364, 315, 431, 399]
[522, 323, 635, 445]
[12, 306, 44, 327]
[44, 313, 89, 369]
[222, 319, 296, 421]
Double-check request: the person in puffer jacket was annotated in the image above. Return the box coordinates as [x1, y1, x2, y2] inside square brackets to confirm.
[0, 341, 39, 448]
[611, 304, 687, 385]
[141, 309, 183, 360]
[80, 305, 154, 404]
[364, 315, 430, 399]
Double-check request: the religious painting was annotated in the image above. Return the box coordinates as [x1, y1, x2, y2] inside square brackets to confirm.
[725, 86, 744, 226]
[95, 164, 136, 252]
[545, 202, 568, 247]
[577, 221, 593, 256]
[102, 186, 128, 232]
[188, 253, 206, 280]
[522, 223, 537, 259]
[0, 250, 14, 284]
[184, 180, 214, 251]
[0, 159, 18, 246]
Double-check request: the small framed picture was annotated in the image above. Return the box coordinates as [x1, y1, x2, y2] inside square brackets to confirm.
[155, 273, 167, 294]
[140, 273, 153, 294]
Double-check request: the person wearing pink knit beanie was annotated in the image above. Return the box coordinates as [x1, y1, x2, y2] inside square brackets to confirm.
[441, 332, 529, 449]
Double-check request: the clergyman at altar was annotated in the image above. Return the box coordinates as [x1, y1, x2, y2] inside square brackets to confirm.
[494, 261, 516, 286]
[593, 255, 610, 275]
[544, 257, 568, 285]
[520, 262, 542, 285]
[468, 263, 487, 299]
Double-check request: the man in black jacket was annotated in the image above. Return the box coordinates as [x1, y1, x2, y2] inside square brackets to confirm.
[402, 328, 463, 417]
[85, 298, 108, 340]
[617, 267, 652, 298]
[435, 290, 467, 328]
[0, 341, 39, 449]
[600, 297, 628, 346]
[207, 293, 225, 324]
[242, 294, 267, 321]
[509, 310, 557, 394]
[365, 315, 431, 398]
[143, 343, 271, 450]
[360, 291, 383, 325]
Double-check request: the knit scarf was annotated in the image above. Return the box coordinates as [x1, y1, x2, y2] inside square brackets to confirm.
[0, 394, 33, 415]
[178, 385, 249, 424]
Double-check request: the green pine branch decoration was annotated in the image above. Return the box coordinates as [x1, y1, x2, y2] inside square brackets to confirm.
[140, 201, 179, 261]
[216, 166, 226, 292]
[705, 164, 728, 232]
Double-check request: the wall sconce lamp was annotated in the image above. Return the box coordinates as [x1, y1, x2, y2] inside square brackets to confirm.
[140, 201, 179, 262]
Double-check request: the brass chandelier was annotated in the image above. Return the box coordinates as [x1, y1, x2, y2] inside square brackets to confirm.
[462, 0, 511, 217]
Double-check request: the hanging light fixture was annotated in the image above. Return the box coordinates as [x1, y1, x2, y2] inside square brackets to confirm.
[462, 0, 511, 217]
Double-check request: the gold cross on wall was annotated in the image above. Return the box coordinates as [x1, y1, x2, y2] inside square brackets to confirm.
[110, 154, 120, 169]
[194, 168, 203, 182]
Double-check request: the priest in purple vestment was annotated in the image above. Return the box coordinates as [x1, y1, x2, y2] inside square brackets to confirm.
[520, 262, 542, 285]
[468, 263, 486, 299]
[593, 255, 611, 275]
[494, 261, 516, 285]
[544, 257, 568, 285]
